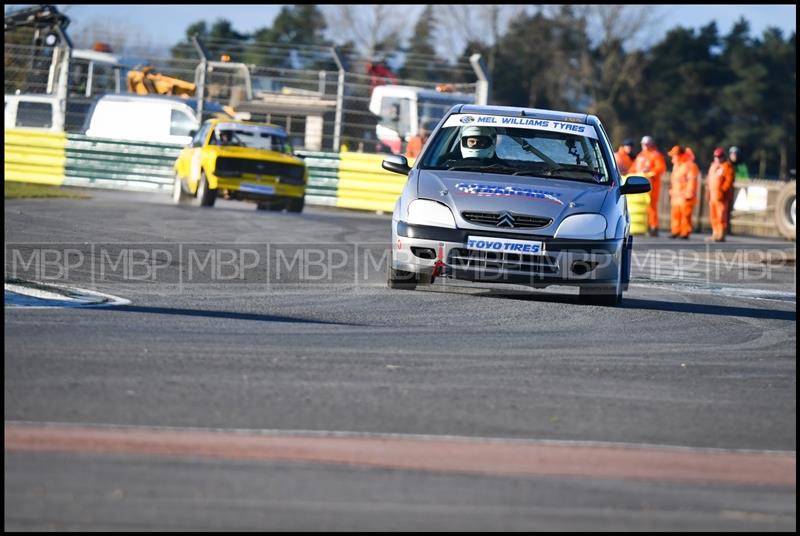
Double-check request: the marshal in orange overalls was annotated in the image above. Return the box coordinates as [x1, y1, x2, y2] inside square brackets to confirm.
[615, 146, 634, 175]
[668, 146, 699, 239]
[630, 140, 666, 235]
[706, 149, 735, 242]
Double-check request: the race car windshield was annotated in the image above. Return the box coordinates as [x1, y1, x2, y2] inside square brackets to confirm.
[212, 127, 292, 154]
[420, 124, 610, 183]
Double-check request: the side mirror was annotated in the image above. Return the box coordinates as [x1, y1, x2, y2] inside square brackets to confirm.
[382, 154, 411, 175]
[620, 175, 651, 195]
[188, 129, 197, 138]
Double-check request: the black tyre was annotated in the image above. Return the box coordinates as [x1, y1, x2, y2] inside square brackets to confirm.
[256, 198, 286, 211]
[775, 182, 796, 240]
[579, 258, 623, 306]
[621, 235, 633, 291]
[196, 172, 217, 207]
[172, 175, 192, 205]
[387, 265, 419, 290]
[580, 286, 622, 306]
[287, 195, 305, 213]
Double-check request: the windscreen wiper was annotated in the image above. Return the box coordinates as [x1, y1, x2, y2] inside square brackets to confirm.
[509, 136, 557, 166]
[537, 165, 606, 182]
[446, 163, 519, 174]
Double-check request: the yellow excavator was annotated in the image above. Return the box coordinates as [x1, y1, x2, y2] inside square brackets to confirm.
[126, 65, 196, 97]
[127, 65, 237, 118]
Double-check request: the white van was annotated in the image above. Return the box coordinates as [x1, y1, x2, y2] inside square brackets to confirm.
[84, 94, 199, 145]
[4, 94, 64, 131]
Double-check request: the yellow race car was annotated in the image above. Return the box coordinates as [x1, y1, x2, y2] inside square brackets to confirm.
[173, 119, 307, 212]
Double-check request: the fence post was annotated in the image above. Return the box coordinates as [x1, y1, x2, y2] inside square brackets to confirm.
[331, 47, 345, 152]
[192, 35, 209, 124]
[53, 26, 72, 133]
[469, 53, 490, 105]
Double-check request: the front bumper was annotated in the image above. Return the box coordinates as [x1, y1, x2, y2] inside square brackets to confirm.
[393, 222, 624, 288]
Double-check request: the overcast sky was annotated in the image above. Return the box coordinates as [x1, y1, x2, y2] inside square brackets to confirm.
[6, 4, 797, 57]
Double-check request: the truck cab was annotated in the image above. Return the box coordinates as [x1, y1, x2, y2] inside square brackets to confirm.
[4, 93, 63, 132]
[69, 48, 125, 98]
[368, 85, 476, 154]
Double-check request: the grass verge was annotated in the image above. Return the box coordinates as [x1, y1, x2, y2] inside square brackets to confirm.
[4, 181, 90, 199]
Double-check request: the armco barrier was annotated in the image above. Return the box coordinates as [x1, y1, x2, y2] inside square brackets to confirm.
[64, 134, 182, 192]
[4, 129, 66, 186]
[335, 151, 409, 213]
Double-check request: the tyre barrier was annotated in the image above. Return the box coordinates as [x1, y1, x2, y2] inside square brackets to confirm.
[335, 151, 410, 213]
[723, 179, 796, 240]
[774, 181, 796, 240]
[4, 129, 66, 186]
[622, 174, 650, 235]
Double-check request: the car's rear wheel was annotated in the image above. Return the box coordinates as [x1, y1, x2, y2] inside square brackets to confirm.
[195, 172, 217, 207]
[172, 175, 192, 205]
[387, 265, 419, 290]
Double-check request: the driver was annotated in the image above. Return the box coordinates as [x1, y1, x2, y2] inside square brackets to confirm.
[460, 125, 497, 159]
[218, 130, 233, 146]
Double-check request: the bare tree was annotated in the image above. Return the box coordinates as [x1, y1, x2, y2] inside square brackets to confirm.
[436, 5, 524, 70]
[578, 5, 662, 142]
[322, 5, 406, 59]
[588, 4, 663, 49]
[70, 18, 154, 56]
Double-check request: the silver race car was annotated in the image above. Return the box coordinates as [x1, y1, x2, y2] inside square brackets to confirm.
[382, 105, 651, 305]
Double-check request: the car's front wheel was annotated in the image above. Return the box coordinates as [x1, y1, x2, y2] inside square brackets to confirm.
[580, 285, 622, 306]
[195, 171, 217, 207]
[387, 265, 419, 290]
[172, 175, 192, 205]
[579, 258, 623, 306]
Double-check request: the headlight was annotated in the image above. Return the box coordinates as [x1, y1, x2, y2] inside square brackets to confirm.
[554, 214, 607, 240]
[406, 199, 457, 229]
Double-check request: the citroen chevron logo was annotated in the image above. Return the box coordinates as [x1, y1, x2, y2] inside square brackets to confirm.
[497, 211, 515, 228]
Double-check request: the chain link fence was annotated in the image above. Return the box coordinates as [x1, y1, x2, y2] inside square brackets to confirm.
[5, 33, 481, 153]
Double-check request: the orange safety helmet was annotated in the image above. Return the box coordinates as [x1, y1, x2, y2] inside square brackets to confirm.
[713, 147, 725, 158]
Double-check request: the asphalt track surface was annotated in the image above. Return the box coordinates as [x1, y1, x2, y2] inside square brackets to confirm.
[5, 190, 797, 531]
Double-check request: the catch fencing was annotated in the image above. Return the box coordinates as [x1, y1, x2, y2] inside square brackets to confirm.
[4, 38, 480, 153]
